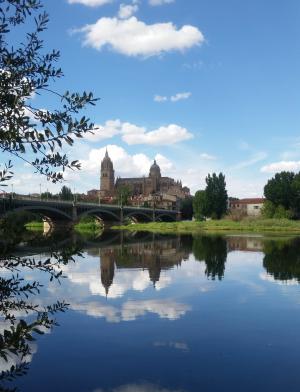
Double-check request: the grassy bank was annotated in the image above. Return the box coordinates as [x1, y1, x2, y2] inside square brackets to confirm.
[113, 218, 300, 234]
[25, 221, 43, 230]
[74, 221, 103, 233]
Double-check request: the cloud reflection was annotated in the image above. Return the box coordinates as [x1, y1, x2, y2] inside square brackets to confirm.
[71, 299, 191, 323]
[93, 382, 184, 392]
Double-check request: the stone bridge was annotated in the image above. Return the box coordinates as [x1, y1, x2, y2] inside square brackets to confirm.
[0, 196, 180, 229]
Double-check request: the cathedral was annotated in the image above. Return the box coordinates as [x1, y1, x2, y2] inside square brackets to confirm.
[99, 149, 190, 200]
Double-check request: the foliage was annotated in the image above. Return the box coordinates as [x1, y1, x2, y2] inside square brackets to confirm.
[264, 172, 295, 211]
[41, 191, 52, 200]
[59, 185, 72, 201]
[263, 238, 300, 282]
[262, 200, 293, 219]
[193, 173, 228, 220]
[205, 173, 228, 219]
[261, 200, 277, 218]
[0, 0, 98, 184]
[0, 232, 82, 389]
[117, 185, 131, 206]
[193, 190, 207, 221]
[0, 211, 38, 236]
[113, 218, 300, 234]
[226, 209, 247, 222]
[273, 205, 293, 219]
[192, 235, 227, 280]
[180, 197, 193, 220]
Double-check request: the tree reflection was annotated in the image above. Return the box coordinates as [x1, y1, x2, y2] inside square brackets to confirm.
[263, 238, 300, 283]
[0, 226, 82, 391]
[192, 235, 227, 280]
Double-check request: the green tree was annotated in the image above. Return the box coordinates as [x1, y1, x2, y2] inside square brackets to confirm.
[193, 190, 207, 220]
[264, 172, 295, 210]
[205, 173, 228, 219]
[180, 197, 193, 220]
[261, 200, 276, 218]
[192, 235, 228, 280]
[0, 0, 98, 185]
[117, 185, 131, 206]
[291, 172, 300, 216]
[59, 185, 72, 201]
[41, 191, 52, 200]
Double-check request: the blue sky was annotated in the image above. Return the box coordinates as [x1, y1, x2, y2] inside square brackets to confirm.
[8, 0, 300, 197]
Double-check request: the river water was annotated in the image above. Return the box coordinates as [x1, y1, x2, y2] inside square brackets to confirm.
[1, 229, 300, 391]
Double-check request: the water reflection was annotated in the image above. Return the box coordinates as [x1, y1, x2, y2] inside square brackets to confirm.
[263, 237, 300, 283]
[2, 229, 300, 391]
[98, 236, 189, 295]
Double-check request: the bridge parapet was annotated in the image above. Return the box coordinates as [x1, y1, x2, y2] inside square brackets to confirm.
[0, 196, 180, 226]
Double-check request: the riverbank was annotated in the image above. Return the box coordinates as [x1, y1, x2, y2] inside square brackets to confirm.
[25, 221, 43, 230]
[113, 218, 300, 234]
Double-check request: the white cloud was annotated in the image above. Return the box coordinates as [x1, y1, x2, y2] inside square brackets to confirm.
[118, 2, 139, 19]
[68, 0, 112, 6]
[85, 119, 123, 142]
[199, 153, 217, 160]
[80, 145, 174, 177]
[154, 95, 168, 102]
[170, 92, 191, 102]
[122, 123, 193, 145]
[261, 160, 300, 173]
[232, 151, 267, 170]
[86, 119, 193, 145]
[149, 0, 175, 5]
[154, 92, 192, 103]
[75, 16, 204, 57]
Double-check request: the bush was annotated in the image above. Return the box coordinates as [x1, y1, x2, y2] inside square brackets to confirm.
[262, 201, 293, 219]
[227, 209, 247, 222]
[273, 205, 293, 219]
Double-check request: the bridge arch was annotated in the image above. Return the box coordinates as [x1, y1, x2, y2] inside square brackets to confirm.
[6, 205, 73, 229]
[77, 208, 120, 223]
[124, 211, 153, 223]
[155, 213, 176, 222]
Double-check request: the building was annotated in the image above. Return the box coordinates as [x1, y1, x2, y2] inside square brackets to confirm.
[229, 198, 265, 216]
[99, 150, 190, 205]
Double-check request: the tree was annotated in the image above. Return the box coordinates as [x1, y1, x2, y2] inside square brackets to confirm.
[205, 173, 228, 219]
[117, 185, 131, 206]
[41, 191, 52, 200]
[264, 172, 295, 210]
[192, 235, 228, 280]
[59, 185, 72, 201]
[0, 0, 98, 185]
[193, 190, 207, 220]
[180, 197, 193, 220]
[261, 200, 277, 218]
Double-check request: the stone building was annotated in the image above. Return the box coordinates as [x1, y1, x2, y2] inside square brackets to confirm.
[229, 198, 265, 217]
[99, 150, 190, 201]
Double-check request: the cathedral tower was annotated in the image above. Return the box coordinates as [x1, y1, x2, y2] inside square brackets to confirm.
[149, 160, 161, 193]
[100, 149, 115, 197]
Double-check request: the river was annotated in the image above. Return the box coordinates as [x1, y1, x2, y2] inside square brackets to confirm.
[1, 229, 300, 391]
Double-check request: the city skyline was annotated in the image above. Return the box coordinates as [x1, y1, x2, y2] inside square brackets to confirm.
[4, 0, 300, 197]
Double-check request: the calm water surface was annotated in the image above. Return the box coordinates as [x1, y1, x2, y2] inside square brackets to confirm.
[2, 230, 300, 392]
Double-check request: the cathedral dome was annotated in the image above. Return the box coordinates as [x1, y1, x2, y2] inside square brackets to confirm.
[149, 160, 161, 178]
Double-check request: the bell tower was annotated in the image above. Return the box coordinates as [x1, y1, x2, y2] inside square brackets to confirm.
[100, 149, 115, 197]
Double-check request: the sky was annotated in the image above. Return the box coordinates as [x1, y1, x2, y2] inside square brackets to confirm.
[6, 0, 300, 197]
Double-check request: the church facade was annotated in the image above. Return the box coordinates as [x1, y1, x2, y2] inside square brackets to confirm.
[99, 150, 190, 200]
